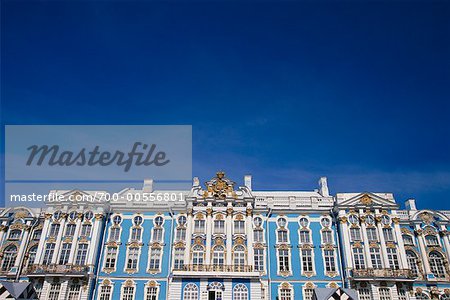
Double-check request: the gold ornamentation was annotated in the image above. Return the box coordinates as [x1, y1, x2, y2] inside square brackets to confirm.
[174, 241, 185, 248]
[281, 282, 290, 289]
[327, 272, 338, 278]
[246, 207, 252, 216]
[361, 194, 372, 205]
[353, 242, 362, 248]
[206, 208, 213, 216]
[14, 210, 29, 219]
[305, 282, 315, 289]
[254, 243, 265, 249]
[444, 289, 450, 295]
[235, 214, 244, 221]
[95, 214, 104, 220]
[216, 214, 223, 220]
[419, 212, 434, 224]
[235, 237, 244, 245]
[148, 281, 157, 287]
[386, 242, 396, 248]
[195, 213, 204, 220]
[369, 242, 379, 248]
[215, 238, 224, 246]
[226, 207, 234, 216]
[124, 280, 134, 287]
[203, 171, 235, 199]
[392, 217, 400, 224]
[103, 279, 111, 285]
[194, 237, 203, 245]
[339, 217, 347, 224]
[401, 228, 412, 234]
[329, 282, 338, 288]
[10, 223, 24, 230]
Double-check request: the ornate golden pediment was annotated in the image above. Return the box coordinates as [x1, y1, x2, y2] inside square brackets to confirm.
[203, 172, 235, 199]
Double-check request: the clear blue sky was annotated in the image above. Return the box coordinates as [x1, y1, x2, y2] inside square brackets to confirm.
[1, 1, 449, 209]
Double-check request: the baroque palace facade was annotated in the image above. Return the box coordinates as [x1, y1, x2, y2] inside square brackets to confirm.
[0, 172, 449, 300]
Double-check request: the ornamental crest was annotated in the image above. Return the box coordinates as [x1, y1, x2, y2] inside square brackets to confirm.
[203, 172, 236, 199]
[419, 212, 434, 224]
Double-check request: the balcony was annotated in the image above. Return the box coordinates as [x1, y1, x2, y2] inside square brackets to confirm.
[26, 264, 90, 276]
[351, 268, 415, 280]
[173, 264, 259, 278]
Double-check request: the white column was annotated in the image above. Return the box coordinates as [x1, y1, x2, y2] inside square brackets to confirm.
[392, 218, 408, 269]
[339, 215, 353, 270]
[246, 207, 253, 269]
[376, 220, 389, 268]
[184, 211, 193, 264]
[35, 216, 52, 264]
[226, 206, 233, 265]
[415, 226, 432, 275]
[0, 223, 7, 247]
[51, 217, 66, 264]
[440, 226, 450, 262]
[68, 217, 83, 264]
[87, 214, 103, 267]
[360, 221, 373, 268]
[14, 223, 31, 268]
[205, 205, 213, 265]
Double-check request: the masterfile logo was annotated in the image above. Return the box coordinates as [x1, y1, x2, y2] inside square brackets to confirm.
[4, 125, 192, 207]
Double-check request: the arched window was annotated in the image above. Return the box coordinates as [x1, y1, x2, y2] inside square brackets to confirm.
[406, 251, 419, 276]
[192, 245, 204, 267]
[429, 251, 446, 278]
[426, 235, 439, 246]
[279, 284, 292, 300]
[234, 245, 246, 270]
[1, 245, 17, 271]
[212, 245, 225, 267]
[183, 283, 198, 300]
[233, 284, 248, 300]
[80, 224, 91, 237]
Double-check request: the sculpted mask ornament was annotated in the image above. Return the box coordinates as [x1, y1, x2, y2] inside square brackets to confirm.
[361, 194, 372, 205]
[419, 212, 434, 224]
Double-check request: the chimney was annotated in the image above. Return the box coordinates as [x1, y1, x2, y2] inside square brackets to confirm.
[193, 177, 200, 187]
[319, 177, 329, 197]
[244, 175, 252, 190]
[405, 198, 417, 211]
[143, 179, 153, 193]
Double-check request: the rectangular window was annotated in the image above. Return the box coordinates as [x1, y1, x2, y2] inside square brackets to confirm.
[100, 286, 112, 300]
[350, 228, 361, 241]
[131, 228, 142, 241]
[304, 289, 313, 300]
[214, 220, 225, 234]
[353, 248, 365, 270]
[47, 283, 61, 300]
[43, 243, 55, 265]
[370, 248, 383, 269]
[127, 247, 139, 270]
[49, 224, 60, 237]
[301, 249, 313, 272]
[398, 289, 407, 300]
[122, 286, 134, 300]
[277, 230, 288, 243]
[383, 228, 395, 242]
[110, 227, 120, 241]
[278, 249, 290, 272]
[254, 229, 264, 242]
[146, 286, 158, 300]
[174, 248, 184, 270]
[149, 248, 161, 270]
[105, 247, 117, 269]
[280, 288, 291, 300]
[65, 224, 76, 236]
[254, 248, 264, 272]
[175, 228, 186, 241]
[379, 288, 391, 300]
[75, 244, 88, 265]
[81, 224, 91, 237]
[66, 284, 81, 300]
[358, 288, 372, 300]
[194, 220, 205, 233]
[387, 248, 400, 269]
[366, 228, 378, 241]
[59, 243, 72, 265]
[324, 250, 336, 272]
[299, 230, 310, 243]
[234, 220, 245, 234]
[32, 230, 42, 241]
[322, 230, 333, 244]
[152, 228, 163, 242]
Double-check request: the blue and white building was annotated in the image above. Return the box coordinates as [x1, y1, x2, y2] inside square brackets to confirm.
[0, 172, 449, 300]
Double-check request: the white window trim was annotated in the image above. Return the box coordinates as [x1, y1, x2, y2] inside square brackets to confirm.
[97, 282, 114, 300]
[278, 283, 294, 300]
[124, 246, 141, 272]
[102, 246, 119, 272]
[120, 281, 136, 300]
[144, 281, 160, 300]
[147, 246, 163, 273]
[129, 226, 143, 243]
[276, 247, 292, 276]
[300, 247, 316, 276]
[320, 228, 334, 244]
[322, 248, 339, 276]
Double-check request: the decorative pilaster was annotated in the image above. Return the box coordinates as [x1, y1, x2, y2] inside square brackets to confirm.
[184, 210, 193, 264]
[226, 205, 233, 265]
[246, 206, 253, 268]
[205, 205, 213, 265]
